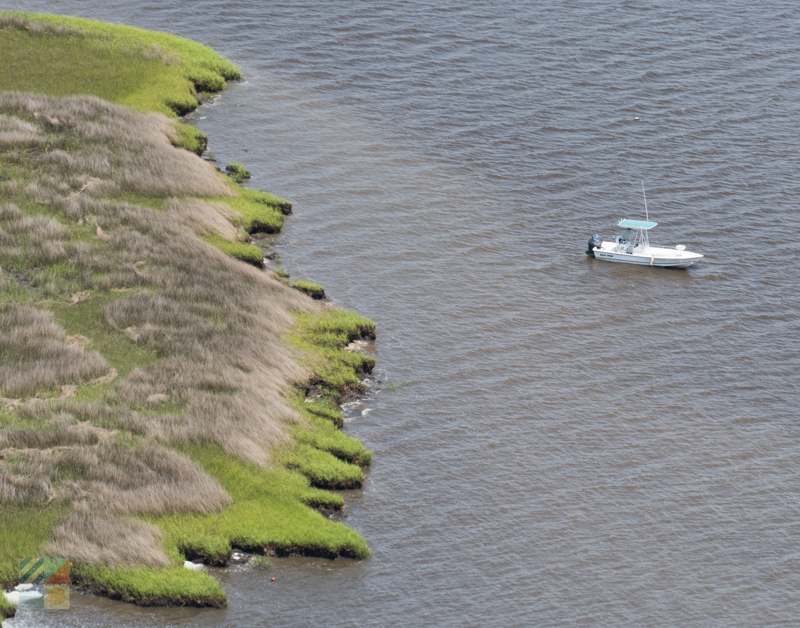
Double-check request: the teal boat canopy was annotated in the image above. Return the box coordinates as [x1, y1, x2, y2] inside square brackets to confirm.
[618, 219, 657, 229]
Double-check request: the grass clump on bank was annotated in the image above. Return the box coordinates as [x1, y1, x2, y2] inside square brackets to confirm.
[221, 182, 292, 234]
[170, 122, 208, 156]
[291, 280, 325, 300]
[291, 309, 377, 402]
[281, 444, 365, 490]
[201, 233, 264, 266]
[277, 310, 375, 492]
[225, 161, 250, 183]
[303, 397, 346, 427]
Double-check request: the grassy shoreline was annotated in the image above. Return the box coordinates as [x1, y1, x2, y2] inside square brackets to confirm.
[0, 11, 375, 622]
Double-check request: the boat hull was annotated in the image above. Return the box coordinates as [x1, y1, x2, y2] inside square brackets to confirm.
[592, 244, 703, 268]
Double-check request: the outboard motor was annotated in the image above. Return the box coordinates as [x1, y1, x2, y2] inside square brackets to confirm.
[586, 234, 603, 256]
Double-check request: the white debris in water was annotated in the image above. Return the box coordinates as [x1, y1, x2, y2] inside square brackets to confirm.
[184, 560, 204, 571]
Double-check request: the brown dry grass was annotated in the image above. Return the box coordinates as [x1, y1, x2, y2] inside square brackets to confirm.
[0, 12, 87, 39]
[0, 306, 109, 397]
[0, 425, 99, 449]
[0, 203, 21, 220]
[0, 112, 43, 146]
[0, 469, 51, 504]
[50, 442, 232, 516]
[0, 93, 328, 567]
[46, 505, 171, 568]
[0, 93, 231, 197]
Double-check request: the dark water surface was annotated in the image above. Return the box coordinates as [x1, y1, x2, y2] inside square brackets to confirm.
[6, 1, 800, 626]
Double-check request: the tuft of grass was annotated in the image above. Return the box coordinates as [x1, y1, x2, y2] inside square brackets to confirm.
[220, 182, 292, 234]
[170, 122, 208, 156]
[294, 309, 376, 346]
[201, 233, 264, 266]
[302, 397, 345, 428]
[297, 424, 370, 466]
[291, 279, 325, 300]
[301, 487, 345, 511]
[280, 443, 364, 490]
[72, 562, 226, 608]
[224, 161, 250, 183]
[0, 11, 241, 117]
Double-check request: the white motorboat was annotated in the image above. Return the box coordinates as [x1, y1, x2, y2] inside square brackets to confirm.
[586, 219, 703, 268]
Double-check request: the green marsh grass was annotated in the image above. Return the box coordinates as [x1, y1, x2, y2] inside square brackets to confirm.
[72, 563, 226, 607]
[153, 445, 370, 560]
[0, 595, 14, 623]
[170, 123, 208, 156]
[301, 486, 345, 511]
[180, 535, 231, 566]
[293, 424, 368, 466]
[0, 504, 70, 589]
[0, 11, 241, 116]
[281, 443, 365, 489]
[224, 161, 250, 183]
[201, 233, 265, 266]
[291, 279, 325, 300]
[221, 182, 292, 234]
[290, 309, 376, 401]
[303, 397, 346, 427]
[290, 391, 371, 465]
[51, 295, 160, 377]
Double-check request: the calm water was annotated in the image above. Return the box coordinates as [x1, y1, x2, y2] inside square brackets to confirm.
[6, 1, 800, 626]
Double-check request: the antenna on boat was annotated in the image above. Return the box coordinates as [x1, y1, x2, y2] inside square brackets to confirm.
[641, 180, 649, 221]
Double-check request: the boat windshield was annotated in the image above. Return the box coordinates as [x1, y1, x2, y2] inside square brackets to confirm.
[618, 226, 649, 249]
